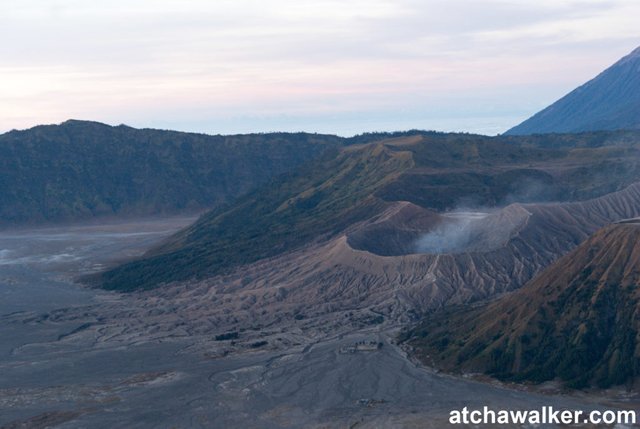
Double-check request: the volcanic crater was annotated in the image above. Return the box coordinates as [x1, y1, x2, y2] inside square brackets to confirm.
[347, 202, 531, 256]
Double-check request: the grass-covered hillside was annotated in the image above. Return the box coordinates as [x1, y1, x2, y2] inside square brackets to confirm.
[407, 221, 640, 389]
[95, 130, 640, 291]
[95, 140, 415, 291]
[0, 120, 344, 225]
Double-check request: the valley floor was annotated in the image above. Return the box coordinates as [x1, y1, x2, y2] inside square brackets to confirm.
[0, 217, 636, 428]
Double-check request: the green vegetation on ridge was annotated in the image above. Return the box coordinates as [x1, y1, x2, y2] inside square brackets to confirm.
[0, 120, 344, 225]
[95, 142, 414, 291]
[96, 130, 640, 292]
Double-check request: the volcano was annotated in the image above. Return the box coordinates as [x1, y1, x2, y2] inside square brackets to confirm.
[506, 46, 640, 135]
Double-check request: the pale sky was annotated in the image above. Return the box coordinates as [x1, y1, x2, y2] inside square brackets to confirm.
[1, 0, 639, 136]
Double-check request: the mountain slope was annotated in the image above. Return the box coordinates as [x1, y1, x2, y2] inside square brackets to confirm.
[84, 182, 640, 350]
[0, 120, 343, 225]
[95, 140, 415, 291]
[506, 46, 640, 135]
[408, 221, 640, 388]
[94, 131, 640, 292]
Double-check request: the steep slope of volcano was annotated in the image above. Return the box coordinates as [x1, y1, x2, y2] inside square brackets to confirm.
[408, 221, 640, 388]
[95, 131, 640, 292]
[95, 140, 415, 291]
[84, 183, 640, 352]
[506, 46, 640, 135]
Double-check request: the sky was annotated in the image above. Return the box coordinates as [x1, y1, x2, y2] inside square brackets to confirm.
[1, 0, 639, 136]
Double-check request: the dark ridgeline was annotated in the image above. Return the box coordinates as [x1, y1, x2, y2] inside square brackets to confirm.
[0, 120, 344, 225]
[506, 46, 640, 135]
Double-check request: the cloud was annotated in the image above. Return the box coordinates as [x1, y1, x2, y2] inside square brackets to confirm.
[0, 0, 639, 135]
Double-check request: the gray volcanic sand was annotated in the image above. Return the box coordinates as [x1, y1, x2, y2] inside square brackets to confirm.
[0, 217, 626, 428]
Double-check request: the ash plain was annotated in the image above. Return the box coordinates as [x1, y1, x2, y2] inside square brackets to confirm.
[0, 216, 632, 428]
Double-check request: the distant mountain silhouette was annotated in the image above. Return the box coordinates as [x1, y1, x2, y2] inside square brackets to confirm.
[506, 46, 640, 135]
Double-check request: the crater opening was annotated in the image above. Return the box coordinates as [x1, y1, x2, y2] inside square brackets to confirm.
[347, 203, 530, 256]
[414, 211, 489, 254]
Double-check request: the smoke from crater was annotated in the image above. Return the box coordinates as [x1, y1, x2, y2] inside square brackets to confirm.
[414, 212, 489, 254]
